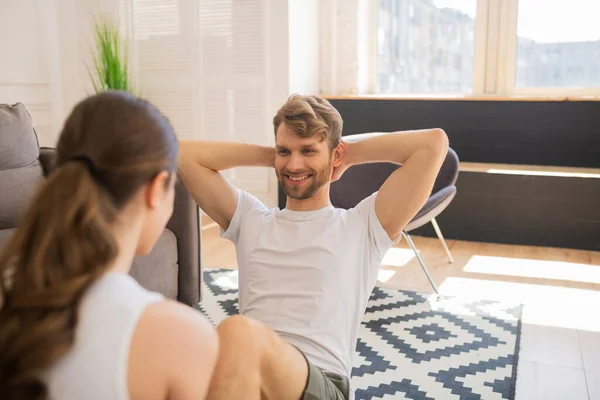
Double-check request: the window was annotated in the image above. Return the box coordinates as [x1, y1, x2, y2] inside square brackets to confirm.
[374, 0, 600, 96]
[515, 0, 600, 89]
[377, 0, 477, 94]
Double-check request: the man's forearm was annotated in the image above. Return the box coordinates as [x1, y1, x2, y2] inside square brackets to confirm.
[344, 129, 448, 167]
[179, 140, 275, 171]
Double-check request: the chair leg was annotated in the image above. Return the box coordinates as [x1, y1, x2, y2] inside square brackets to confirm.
[431, 218, 454, 264]
[403, 232, 439, 294]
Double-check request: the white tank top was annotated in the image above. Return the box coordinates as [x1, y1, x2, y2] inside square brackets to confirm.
[43, 271, 164, 400]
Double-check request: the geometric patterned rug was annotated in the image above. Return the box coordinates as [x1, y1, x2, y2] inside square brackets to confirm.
[199, 268, 522, 400]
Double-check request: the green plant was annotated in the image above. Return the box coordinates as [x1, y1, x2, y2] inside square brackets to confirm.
[88, 17, 134, 94]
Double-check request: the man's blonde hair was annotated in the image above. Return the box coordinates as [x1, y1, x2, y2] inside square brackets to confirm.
[273, 94, 343, 150]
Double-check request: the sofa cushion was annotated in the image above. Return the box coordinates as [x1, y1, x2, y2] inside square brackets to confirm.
[0, 103, 40, 170]
[0, 166, 44, 229]
[0, 103, 44, 229]
[130, 228, 178, 300]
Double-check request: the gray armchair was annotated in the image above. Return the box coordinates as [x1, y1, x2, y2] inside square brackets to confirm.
[330, 133, 459, 294]
[0, 103, 202, 306]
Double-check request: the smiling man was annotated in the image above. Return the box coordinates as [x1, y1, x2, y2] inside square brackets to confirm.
[179, 94, 448, 400]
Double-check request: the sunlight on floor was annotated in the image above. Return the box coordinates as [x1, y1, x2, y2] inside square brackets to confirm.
[377, 269, 397, 283]
[213, 270, 239, 290]
[438, 277, 600, 332]
[381, 247, 416, 267]
[485, 168, 600, 178]
[463, 255, 600, 284]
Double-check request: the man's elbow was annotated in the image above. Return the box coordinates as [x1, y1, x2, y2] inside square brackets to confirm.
[428, 128, 449, 156]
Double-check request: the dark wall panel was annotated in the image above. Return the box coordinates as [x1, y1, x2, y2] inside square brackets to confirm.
[329, 99, 600, 168]
[411, 172, 600, 251]
[278, 171, 600, 250]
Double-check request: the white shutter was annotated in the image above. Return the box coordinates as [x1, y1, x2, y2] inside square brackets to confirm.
[199, 0, 274, 202]
[63, 0, 198, 141]
[61, 0, 280, 205]
[132, 0, 198, 140]
[230, 0, 269, 195]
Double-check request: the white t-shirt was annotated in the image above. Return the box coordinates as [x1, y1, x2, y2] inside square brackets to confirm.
[222, 189, 399, 379]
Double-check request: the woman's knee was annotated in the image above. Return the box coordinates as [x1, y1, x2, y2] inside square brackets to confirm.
[216, 315, 274, 354]
[217, 315, 260, 347]
[218, 315, 253, 335]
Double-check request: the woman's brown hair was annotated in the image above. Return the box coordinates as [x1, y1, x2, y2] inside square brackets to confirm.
[0, 90, 178, 399]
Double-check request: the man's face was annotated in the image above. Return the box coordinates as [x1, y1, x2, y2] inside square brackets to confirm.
[275, 124, 333, 200]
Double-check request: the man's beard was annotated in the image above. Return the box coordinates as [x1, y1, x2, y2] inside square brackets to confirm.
[277, 163, 332, 200]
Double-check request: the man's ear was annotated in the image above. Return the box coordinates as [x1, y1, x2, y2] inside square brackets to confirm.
[332, 142, 345, 167]
[146, 171, 171, 209]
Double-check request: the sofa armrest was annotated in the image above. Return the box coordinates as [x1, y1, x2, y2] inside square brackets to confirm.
[39, 147, 57, 176]
[39, 147, 202, 306]
[167, 177, 202, 306]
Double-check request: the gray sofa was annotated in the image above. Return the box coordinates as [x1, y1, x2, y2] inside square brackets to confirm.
[0, 102, 202, 306]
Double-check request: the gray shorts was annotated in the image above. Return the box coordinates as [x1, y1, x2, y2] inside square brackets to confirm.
[299, 350, 350, 400]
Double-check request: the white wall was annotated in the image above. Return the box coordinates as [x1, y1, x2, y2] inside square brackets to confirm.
[0, 0, 64, 146]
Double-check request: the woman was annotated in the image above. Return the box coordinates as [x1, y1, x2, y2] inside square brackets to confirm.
[0, 91, 218, 400]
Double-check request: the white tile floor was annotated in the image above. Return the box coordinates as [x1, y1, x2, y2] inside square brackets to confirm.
[515, 361, 589, 400]
[519, 324, 583, 369]
[431, 272, 600, 399]
[517, 298, 600, 399]
[586, 369, 600, 400]
[579, 330, 600, 371]
[514, 325, 599, 399]
[435, 287, 600, 399]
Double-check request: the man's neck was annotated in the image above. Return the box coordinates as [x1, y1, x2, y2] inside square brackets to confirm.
[285, 186, 331, 211]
